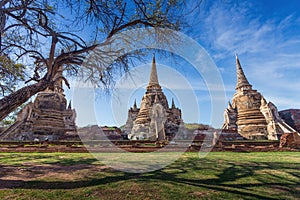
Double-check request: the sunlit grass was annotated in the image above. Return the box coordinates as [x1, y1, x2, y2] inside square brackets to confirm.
[0, 152, 299, 200]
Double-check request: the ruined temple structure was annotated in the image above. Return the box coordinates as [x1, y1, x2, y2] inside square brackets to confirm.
[222, 55, 296, 140]
[279, 109, 300, 133]
[0, 67, 77, 141]
[124, 55, 184, 140]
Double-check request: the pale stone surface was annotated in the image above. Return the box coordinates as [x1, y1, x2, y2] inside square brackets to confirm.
[125, 55, 184, 140]
[222, 56, 296, 140]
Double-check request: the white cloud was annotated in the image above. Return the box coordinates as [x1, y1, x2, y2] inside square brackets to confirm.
[199, 2, 300, 59]
[265, 95, 300, 110]
[194, 1, 300, 111]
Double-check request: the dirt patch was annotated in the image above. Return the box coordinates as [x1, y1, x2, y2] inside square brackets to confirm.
[0, 163, 109, 189]
[190, 191, 216, 198]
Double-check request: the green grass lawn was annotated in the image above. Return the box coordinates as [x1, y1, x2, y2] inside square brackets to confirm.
[0, 152, 299, 200]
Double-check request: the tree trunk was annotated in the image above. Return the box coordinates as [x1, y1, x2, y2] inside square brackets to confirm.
[0, 79, 49, 121]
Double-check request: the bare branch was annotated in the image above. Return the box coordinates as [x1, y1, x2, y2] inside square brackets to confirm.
[0, 0, 197, 120]
[108, 19, 153, 38]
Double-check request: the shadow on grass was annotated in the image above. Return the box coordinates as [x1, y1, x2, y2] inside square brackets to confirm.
[0, 156, 299, 199]
[43, 157, 99, 165]
[0, 153, 99, 166]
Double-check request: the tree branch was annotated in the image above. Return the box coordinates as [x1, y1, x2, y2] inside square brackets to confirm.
[108, 19, 153, 38]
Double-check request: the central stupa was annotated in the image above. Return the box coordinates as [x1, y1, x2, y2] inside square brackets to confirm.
[124, 55, 183, 140]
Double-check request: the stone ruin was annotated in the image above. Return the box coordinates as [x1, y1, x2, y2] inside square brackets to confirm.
[222, 55, 297, 140]
[0, 67, 77, 141]
[280, 132, 300, 148]
[279, 109, 300, 133]
[123, 55, 185, 140]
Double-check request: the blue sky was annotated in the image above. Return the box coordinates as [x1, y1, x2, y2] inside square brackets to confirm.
[68, 0, 300, 128]
[195, 0, 300, 109]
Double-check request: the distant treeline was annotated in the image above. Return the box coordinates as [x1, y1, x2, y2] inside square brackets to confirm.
[184, 123, 210, 130]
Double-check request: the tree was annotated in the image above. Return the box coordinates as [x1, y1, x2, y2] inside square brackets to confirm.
[0, 55, 25, 96]
[0, 0, 199, 121]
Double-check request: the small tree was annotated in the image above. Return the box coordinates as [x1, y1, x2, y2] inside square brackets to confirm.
[0, 55, 25, 96]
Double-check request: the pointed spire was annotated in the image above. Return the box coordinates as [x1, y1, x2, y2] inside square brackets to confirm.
[55, 65, 64, 94]
[68, 100, 72, 109]
[171, 98, 175, 108]
[261, 97, 267, 106]
[148, 53, 159, 86]
[133, 99, 137, 110]
[235, 54, 252, 91]
[227, 101, 233, 110]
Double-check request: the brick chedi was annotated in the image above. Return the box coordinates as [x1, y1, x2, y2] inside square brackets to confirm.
[222, 55, 296, 140]
[0, 67, 77, 141]
[124, 55, 183, 140]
